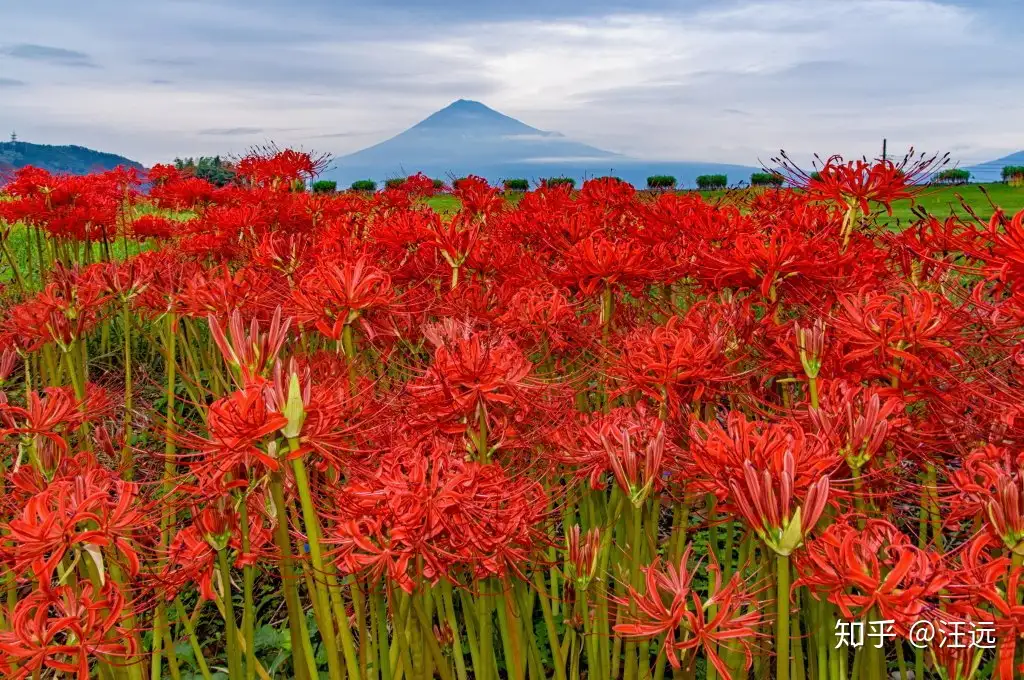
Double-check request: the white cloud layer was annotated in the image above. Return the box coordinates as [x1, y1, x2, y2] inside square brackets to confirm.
[1, 0, 1020, 166]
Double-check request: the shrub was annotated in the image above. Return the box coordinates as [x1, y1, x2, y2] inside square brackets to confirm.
[543, 177, 576, 189]
[503, 178, 529, 191]
[933, 168, 970, 185]
[432, 178, 445, 190]
[750, 172, 785, 188]
[1003, 166, 1024, 185]
[385, 177, 406, 190]
[809, 171, 823, 182]
[646, 175, 677, 190]
[173, 156, 235, 187]
[350, 179, 377, 192]
[695, 174, 727, 190]
[312, 180, 337, 194]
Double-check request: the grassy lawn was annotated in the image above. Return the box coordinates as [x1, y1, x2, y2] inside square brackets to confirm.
[426, 182, 1024, 226]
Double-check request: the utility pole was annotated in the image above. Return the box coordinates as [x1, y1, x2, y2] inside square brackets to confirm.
[9, 130, 16, 143]
[882, 138, 887, 162]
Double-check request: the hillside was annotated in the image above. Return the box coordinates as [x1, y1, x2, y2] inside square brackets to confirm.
[0, 140, 144, 176]
[326, 100, 759, 188]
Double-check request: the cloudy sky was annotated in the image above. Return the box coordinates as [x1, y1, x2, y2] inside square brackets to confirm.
[1, 0, 1020, 166]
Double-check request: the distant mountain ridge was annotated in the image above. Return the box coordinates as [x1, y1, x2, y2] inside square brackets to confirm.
[0, 140, 143, 176]
[326, 100, 759, 188]
[966, 151, 1024, 183]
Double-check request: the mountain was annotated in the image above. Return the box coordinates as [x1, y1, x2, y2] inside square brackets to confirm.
[0, 140, 144, 176]
[965, 151, 1024, 183]
[325, 100, 759, 188]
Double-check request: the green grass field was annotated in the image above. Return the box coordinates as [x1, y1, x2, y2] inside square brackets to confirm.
[426, 182, 1024, 226]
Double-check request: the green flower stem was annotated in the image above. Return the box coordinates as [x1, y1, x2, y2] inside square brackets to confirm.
[776, 554, 791, 680]
[217, 549, 243, 680]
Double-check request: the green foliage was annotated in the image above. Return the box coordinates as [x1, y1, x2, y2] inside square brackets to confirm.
[1003, 166, 1024, 183]
[543, 177, 576, 189]
[385, 177, 405, 190]
[933, 168, 970, 185]
[809, 171, 823, 182]
[695, 174, 727, 190]
[503, 178, 529, 191]
[750, 171, 784, 187]
[311, 180, 337, 194]
[432, 178, 445, 190]
[174, 156, 236, 187]
[646, 175, 677, 189]
[0, 140, 143, 175]
[350, 179, 377, 192]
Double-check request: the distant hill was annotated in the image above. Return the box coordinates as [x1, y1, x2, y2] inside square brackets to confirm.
[325, 99, 759, 189]
[966, 151, 1024, 183]
[0, 140, 144, 176]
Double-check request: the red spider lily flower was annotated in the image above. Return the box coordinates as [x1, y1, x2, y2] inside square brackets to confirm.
[614, 549, 761, 675]
[565, 525, 600, 589]
[454, 175, 504, 219]
[185, 385, 288, 491]
[612, 312, 733, 416]
[808, 380, 906, 472]
[692, 412, 840, 526]
[0, 583, 136, 680]
[604, 423, 666, 506]
[235, 147, 329, 190]
[795, 516, 949, 630]
[947, 445, 1021, 526]
[130, 214, 178, 240]
[178, 264, 279, 322]
[554, 235, 661, 297]
[407, 325, 535, 435]
[208, 307, 292, 386]
[986, 473, 1024, 555]
[794, 318, 826, 379]
[292, 256, 394, 340]
[495, 283, 583, 354]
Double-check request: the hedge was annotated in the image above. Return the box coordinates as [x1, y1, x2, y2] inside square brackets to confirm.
[350, 179, 377, 192]
[750, 172, 784, 187]
[695, 174, 727, 190]
[385, 178, 406, 190]
[543, 177, 576, 189]
[646, 175, 677, 190]
[503, 178, 529, 191]
[312, 180, 337, 194]
[933, 168, 970, 185]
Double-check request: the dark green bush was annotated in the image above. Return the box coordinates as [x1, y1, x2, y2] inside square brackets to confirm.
[646, 175, 677, 190]
[503, 178, 529, 191]
[809, 171, 823, 182]
[350, 179, 377, 192]
[173, 156, 235, 187]
[432, 178, 445, 190]
[933, 168, 970, 185]
[695, 174, 727, 190]
[312, 180, 337, 194]
[750, 172, 784, 187]
[544, 177, 576, 189]
[385, 178, 405, 190]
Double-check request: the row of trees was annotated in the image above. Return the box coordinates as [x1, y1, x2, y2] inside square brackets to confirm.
[1003, 165, 1024, 185]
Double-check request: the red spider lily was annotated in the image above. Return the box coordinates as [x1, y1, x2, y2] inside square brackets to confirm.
[986, 473, 1024, 555]
[614, 549, 761, 675]
[565, 525, 600, 588]
[235, 147, 329, 190]
[808, 380, 906, 471]
[0, 582, 136, 680]
[554, 235, 661, 296]
[130, 214, 178, 240]
[454, 175, 504, 219]
[407, 325, 535, 435]
[293, 256, 394, 340]
[496, 283, 583, 354]
[794, 318, 826, 379]
[604, 422, 666, 506]
[184, 385, 288, 491]
[178, 264, 279, 321]
[796, 516, 949, 630]
[947, 445, 1021, 526]
[208, 307, 291, 386]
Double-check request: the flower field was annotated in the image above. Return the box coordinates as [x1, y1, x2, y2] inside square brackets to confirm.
[1, 149, 1024, 679]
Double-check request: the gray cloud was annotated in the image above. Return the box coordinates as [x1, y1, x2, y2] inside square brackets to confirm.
[0, 1, 1020, 166]
[0, 77, 28, 87]
[199, 127, 265, 136]
[2, 43, 96, 67]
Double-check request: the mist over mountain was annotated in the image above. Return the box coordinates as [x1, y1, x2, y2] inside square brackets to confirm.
[325, 100, 759, 188]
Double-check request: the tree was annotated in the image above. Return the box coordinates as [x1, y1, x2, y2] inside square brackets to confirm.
[933, 168, 970, 185]
[543, 177, 576, 189]
[750, 172, 784, 188]
[695, 174, 727, 190]
[174, 156, 235, 187]
[1002, 166, 1024, 186]
[350, 179, 377, 192]
[646, 175, 677, 190]
[312, 180, 337, 193]
[503, 178, 529, 191]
